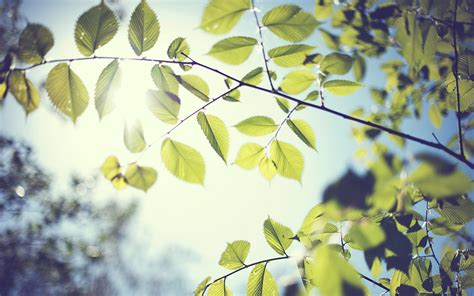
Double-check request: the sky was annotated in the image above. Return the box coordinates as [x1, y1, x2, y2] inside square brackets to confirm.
[0, 0, 470, 295]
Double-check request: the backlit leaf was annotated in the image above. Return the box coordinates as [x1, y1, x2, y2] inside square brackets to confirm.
[234, 116, 277, 136]
[347, 222, 386, 250]
[151, 65, 179, 94]
[428, 104, 442, 129]
[314, 0, 333, 20]
[353, 53, 366, 81]
[197, 112, 229, 163]
[161, 138, 205, 185]
[323, 80, 363, 96]
[208, 36, 257, 65]
[320, 53, 353, 75]
[46, 63, 89, 123]
[124, 119, 147, 153]
[270, 140, 304, 181]
[280, 70, 317, 94]
[218, 240, 250, 270]
[286, 119, 316, 149]
[200, 0, 251, 34]
[208, 279, 233, 296]
[176, 74, 209, 101]
[268, 44, 316, 67]
[194, 276, 211, 296]
[259, 157, 277, 181]
[95, 59, 120, 120]
[124, 164, 157, 192]
[234, 143, 265, 169]
[167, 37, 190, 61]
[242, 67, 263, 85]
[146, 89, 180, 124]
[75, 2, 118, 56]
[263, 216, 293, 255]
[100, 155, 121, 180]
[18, 24, 54, 64]
[275, 97, 290, 113]
[246, 263, 278, 296]
[8, 70, 40, 114]
[262, 5, 320, 42]
[128, 0, 160, 56]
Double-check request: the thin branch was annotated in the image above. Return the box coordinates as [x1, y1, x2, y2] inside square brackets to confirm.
[425, 201, 441, 267]
[201, 255, 289, 295]
[250, 0, 276, 92]
[452, 0, 465, 158]
[265, 103, 299, 148]
[12, 53, 474, 168]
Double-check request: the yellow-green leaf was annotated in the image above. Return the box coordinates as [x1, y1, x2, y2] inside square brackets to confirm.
[218, 240, 250, 270]
[320, 52, 353, 75]
[353, 53, 366, 81]
[151, 64, 179, 94]
[18, 23, 54, 64]
[428, 104, 442, 129]
[323, 80, 363, 96]
[46, 63, 89, 123]
[268, 44, 316, 67]
[197, 112, 229, 163]
[124, 164, 157, 192]
[124, 119, 147, 153]
[259, 157, 277, 181]
[234, 116, 277, 136]
[347, 222, 386, 250]
[287, 119, 316, 150]
[194, 276, 211, 296]
[101, 155, 121, 180]
[146, 90, 180, 124]
[8, 70, 40, 114]
[264, 216, 293, 255]
[208, 279, 233, 296]
[314, 0, 333, 20]
[246, 263, 278, 296]
[234, 143, 265, 169]
[167, 37, 190, 61]
[161, 138, 205, 185]
[241, 67, 263, 85]
[95, 59, 120, 120]
[262, 4, 319, 42]
[128, 0, 160, 56]
[200, 0, 251, 34]
[270, 140, 304, 181]
[208, 36, 257, 65]
[280, 70, 317, 94]
[74, 2, 118, 56]
[275, 97, 290, 113]
[176, 74, 209, 101]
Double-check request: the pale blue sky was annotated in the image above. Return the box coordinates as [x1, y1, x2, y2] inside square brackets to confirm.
[0, 0, 467, 294]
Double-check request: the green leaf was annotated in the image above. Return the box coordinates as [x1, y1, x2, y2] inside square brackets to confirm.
[176, 74, 209, 101]
[8, 70, 40, 114]
[208, 36, 257, 65]
[314, 0, 333, 20]
[320, 53, 353, 75]
[287, 119, 316, 150]
[313, 245, 366, 296]
[197, 112, 229, 163]
[74, 2, 118, 56]
[458, 49, 474, 78]
[268, 44, 316, 67]
[223, 89, 241, 102]
[161, 138, 205, 185]
[436, 198, 474, 225]
[319, 29, 339, 50]
[151, 65, 179, 94]
[280, 70, 317, 94]
[234, 116, 277, 136]
[428, 104, 442, 129]
[270, 140, 304, 181]
[200, 0, 251, 34]
[246, 263, 278, 296]
[167, 37, 190, 61]
[323, 80, 363, 96]
[124, 119, 147, 153]
[263, 216, 293, 255]
[353, 53, 366, 81]
[18, 24, 54, 64]
[208, 279, 233, 296]
[128, 0, 160, 56]
[146, 89, 180, 124]
[259, 157, 277, 181]
[305, 90, 319, 101]
[194, 276, 211, 296]
[95, 59, 120, 120]
[100, 155, 121, 180]
[46, 63, 89, 123]
[218, 240, 250, 270]
[234, 143, 265, 169]
[347, 222, 386, 250]
[275, 97, 290, 113]
[395, 12, 422, 70]
[241, 67, 263, 85]
[124, 164, 157, 192]
[262, 4, 320, 42]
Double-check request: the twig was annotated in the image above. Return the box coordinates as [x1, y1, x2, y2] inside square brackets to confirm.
[265, 103, 300, 148]
[250, 0, 276, 92]
[425, 201, 441, 267]
[452, 0, 465, 158]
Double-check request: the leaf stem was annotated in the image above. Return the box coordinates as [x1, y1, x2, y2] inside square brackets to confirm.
[265, 103, 299, 148]
[425, 200, 441, 267]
